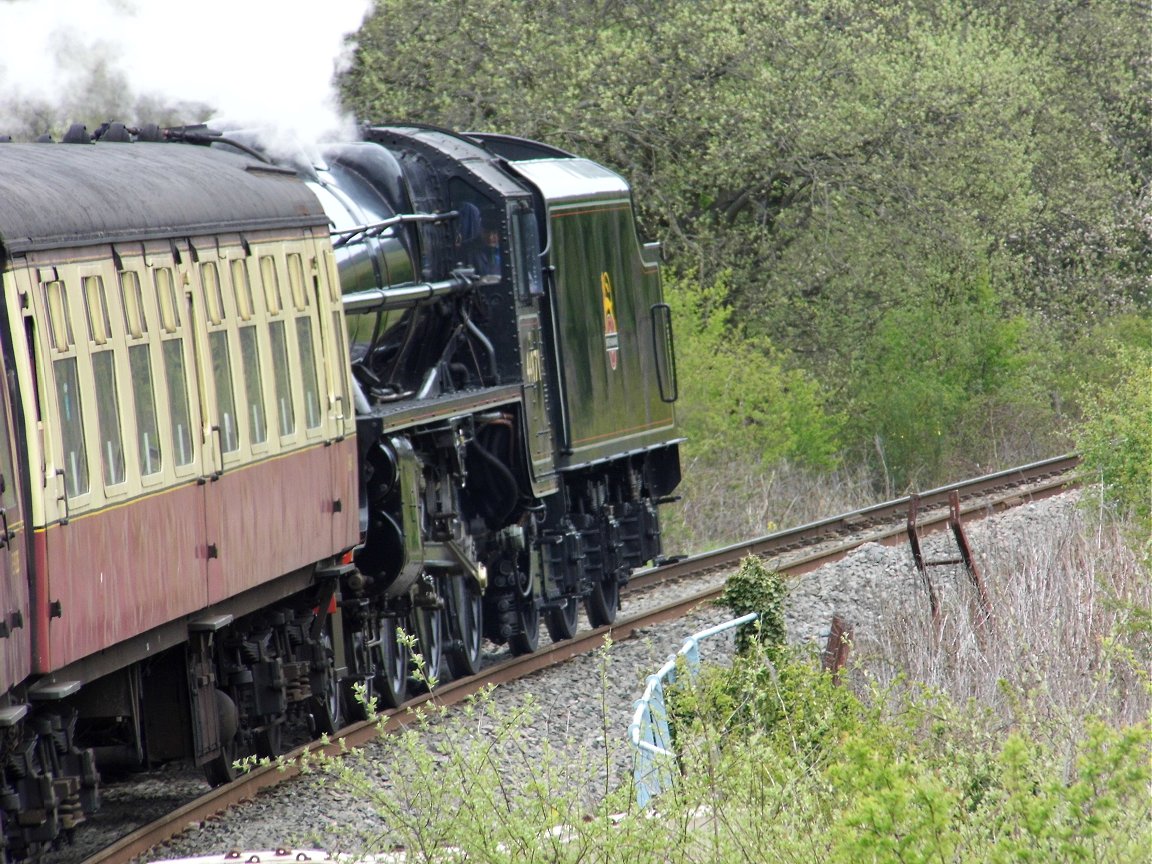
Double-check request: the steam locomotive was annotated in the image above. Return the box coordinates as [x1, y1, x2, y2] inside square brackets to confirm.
[0, 122, 680, 859]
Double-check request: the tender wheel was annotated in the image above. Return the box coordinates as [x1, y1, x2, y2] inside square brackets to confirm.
[584, 571, 620, 628]
[508, 593, 540, 656]
[411, 602, 445, 689]
[373, 612, 410, 710]
[446, 577, 484, 679]
[546, 597, 580, 642]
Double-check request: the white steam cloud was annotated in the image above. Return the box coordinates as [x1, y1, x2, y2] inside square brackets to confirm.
[0, 0, 374, 140]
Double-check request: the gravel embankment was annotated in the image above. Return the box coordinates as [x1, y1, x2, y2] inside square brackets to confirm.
[101, 491, 1083, 860]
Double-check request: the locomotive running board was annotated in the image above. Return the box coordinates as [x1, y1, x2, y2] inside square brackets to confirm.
[365, 383, 523, 432]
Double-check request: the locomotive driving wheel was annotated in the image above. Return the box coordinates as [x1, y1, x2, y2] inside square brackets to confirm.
[506, 555, 539, 655]
[373, 611, 410, 710]
[342, 627, 375, 722]
[411, 597, 445, 688]
[509, 596, 539, 655]
[446, 576, 484, 678]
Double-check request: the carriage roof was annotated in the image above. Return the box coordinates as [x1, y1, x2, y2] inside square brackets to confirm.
[0, 142, 326, 255]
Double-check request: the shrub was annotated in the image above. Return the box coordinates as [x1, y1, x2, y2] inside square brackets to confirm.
[1075, 342, 1152, 533]
[716, 555, 787, 656]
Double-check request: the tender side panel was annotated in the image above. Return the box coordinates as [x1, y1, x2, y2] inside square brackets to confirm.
[548, 200, 676, 466]
[17, 226, 357, 673]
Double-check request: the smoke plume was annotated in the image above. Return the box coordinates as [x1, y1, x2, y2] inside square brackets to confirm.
[0, 0, 373, 141]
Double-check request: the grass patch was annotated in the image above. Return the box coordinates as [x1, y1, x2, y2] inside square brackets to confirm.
[284, 507, 1149, 863]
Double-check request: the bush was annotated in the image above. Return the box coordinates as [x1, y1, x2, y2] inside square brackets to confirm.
[1075, 342, 1152, 532]
[716, 555, 787, 656]
[664, 272, 842, 469]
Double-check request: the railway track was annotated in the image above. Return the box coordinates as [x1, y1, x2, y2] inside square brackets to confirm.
[75, 454, 1078, 864]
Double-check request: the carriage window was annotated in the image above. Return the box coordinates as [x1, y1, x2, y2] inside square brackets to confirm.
[287, 253, 309, 310]
[232, 260, 254, 321]
[163, 340, 194, 467]
[269, 320, 294, 435]
[238, 326, 267, 445]
[295, 317, 321, 429]
[154, 268, 180, 333]
[331, 310, 349, 419]
[324, 251, 341, 304]
[129, 345, 162, 475]
[83, 276, 112, 345]
[54, 357, 89, 497]
[0, 395, 17, 512]
[91, 351, 125, 486]
[120, 271, 146, 339]
[260, 256, 282, 315]
[43, 280, 74, 351]
[209, 331, 238, 453]
[201, 263, 225, 326]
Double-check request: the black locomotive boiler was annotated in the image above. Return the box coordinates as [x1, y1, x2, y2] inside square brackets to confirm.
[0, 122, 680, 860]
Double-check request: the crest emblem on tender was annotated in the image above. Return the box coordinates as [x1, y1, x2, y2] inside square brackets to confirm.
[601, 271, 619, 371]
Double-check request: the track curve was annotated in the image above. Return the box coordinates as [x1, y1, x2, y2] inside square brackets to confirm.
[79, 454, 1079, 864]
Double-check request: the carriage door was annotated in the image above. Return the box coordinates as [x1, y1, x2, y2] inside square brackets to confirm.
[175, 242, 228, 603]
[510, 203, 557, 494]
[0, 356, 31, 697]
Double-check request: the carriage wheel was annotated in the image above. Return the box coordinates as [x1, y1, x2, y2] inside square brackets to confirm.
[202, 689, 241, 786]
[307, 630, 343, 736]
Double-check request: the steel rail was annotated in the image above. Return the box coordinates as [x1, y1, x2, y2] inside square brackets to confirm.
[628, 452, 1078, 590]
[83, 454, 1080, 864]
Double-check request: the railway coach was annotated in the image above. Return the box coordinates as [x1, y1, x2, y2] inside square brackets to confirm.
[0, 122, 681, 860]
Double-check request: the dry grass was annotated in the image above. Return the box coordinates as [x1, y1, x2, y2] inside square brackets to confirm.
[854, 501, 1151, 734]
[663, 455, 877, 554]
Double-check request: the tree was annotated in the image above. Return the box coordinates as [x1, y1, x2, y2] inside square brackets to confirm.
[1076, 344, 1152, 530]
[341, 0, 1151, 495]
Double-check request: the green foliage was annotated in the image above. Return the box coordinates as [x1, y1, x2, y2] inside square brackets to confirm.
[669, 651, 1152, 863]
[1075, 343, 1152, 530]
[665, 272, 841, 468]
[341, 0, 1151, 511]
[716, 555, 788, 655]
[827, 736, 962, 864]
[669, 644, 875, 782]
[846, 267, 1046, 489]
